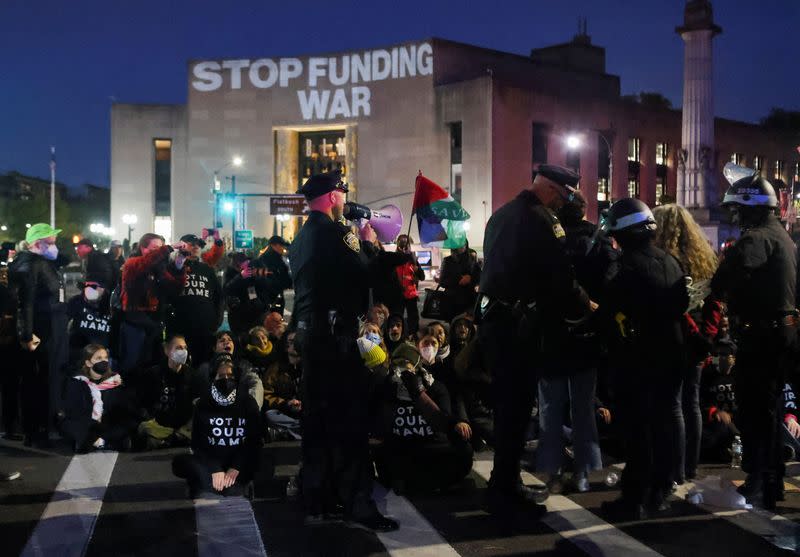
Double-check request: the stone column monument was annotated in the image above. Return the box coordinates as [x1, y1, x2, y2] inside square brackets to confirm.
[676, 0, 722, 219]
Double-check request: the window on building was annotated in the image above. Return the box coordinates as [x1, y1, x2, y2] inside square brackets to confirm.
[753, 155, 763, 173]
[775, 160, 784, 180]
[532, 122, 548, 165]
[655, 177, 665, 206]
[628, 178, 640, 199]
[449, 122, 463, 204]
[656, 142, 668, 166]
[298, 130, 347, 189]
[730, 153, 743, 165]
[627, 137, 640, 162]
[597, 178, 609, 201]
[795, 162, 800, 180]
[154, 139, 172, 217]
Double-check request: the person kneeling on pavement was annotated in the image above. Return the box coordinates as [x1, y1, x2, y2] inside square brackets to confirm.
[172, 354, 261, 498]
[137, 335, 208, 450]
[373, 343, 473, 494]
[60, 344, 138, 452]
[263, 330, 303, 440]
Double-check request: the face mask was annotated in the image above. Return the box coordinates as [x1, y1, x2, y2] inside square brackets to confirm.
[40, 243, 58, 260]
[365, 332, 382, 346]
[92, 360, 110, 375]
[171, 349, 188, 365]
[420, 346, 437, 364]
[84, 287, 101, 302]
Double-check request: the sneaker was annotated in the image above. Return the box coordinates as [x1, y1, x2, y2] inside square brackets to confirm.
[1, 470, 21, 481]
[574, 475, 590, 493]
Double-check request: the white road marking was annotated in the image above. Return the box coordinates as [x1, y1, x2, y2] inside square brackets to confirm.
[195, 496, 267, 557]
[372, 484, 461, 557]
[473, 460, 666, 557]
[21, 452, 118, 557]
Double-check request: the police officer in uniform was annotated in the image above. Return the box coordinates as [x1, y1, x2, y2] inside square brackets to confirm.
[710, 174, 797, 509]
[598, 198, 689, 519]
[290, 170, 399, 531]
[477, 165, 593, 524]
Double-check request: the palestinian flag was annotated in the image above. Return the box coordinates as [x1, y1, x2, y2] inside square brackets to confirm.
[411, 173, 470, 249]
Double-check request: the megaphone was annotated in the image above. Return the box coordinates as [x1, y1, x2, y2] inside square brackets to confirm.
[343, 202, 404, 243]
[723, 162, 757, 186]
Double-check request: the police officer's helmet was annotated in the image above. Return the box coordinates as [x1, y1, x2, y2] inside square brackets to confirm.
[722, 174, 778, 208]
[604, 198, 656, 234]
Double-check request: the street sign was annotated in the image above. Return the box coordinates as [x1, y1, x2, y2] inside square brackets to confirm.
[270, 195, 308, 216]
[233, 229, 254, 249]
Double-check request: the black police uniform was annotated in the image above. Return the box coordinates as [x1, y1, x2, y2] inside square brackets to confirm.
[258, 244, 292, 314]
[710, 212, 796, 507]
[289, 172, 382, 523]
[477, 167, 590, 507]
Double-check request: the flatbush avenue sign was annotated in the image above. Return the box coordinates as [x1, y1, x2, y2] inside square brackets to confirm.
[191, 42, 433, 121]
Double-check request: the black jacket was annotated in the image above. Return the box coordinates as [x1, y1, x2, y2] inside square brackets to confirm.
[8, 251, 64, 342]
[191, 391, 261, 474]
[258, 248, 292, 293]
[290, 212, 372, 331]
[168, 259, 223, 335]
[602, 242, 689, 374]
[439, 250, 481, 316]
[371, 250, 416, 310]
[67, 294, 111, 354]
[139, 363, 208, 429]
[711, 214, 796, 321]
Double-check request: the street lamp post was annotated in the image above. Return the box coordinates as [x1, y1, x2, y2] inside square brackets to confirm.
[122, 214, 138, 246]
[211, 156, 243, 233]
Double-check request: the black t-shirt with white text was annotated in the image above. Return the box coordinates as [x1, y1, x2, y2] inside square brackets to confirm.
[67, 294, 111, 351]
[169, 260, 222, 334]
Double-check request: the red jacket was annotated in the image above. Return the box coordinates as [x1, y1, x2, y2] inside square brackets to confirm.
[121, 246, 186, 313]
[201, 241, 225, 268]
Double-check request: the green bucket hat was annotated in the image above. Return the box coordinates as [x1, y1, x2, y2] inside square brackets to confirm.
[26, 223, 62, 244]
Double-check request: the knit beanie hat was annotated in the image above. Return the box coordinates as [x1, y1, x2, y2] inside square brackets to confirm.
[357, 337, 386, 369]
[390, 343, 421, 369]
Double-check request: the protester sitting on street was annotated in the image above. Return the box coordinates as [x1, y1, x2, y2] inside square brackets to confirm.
[373, 343, 473, 494]
[263, 311, 287, 342]
[60, 344, 137, 452]
[700, 338, 739, 462]
[242, 326, 276, 373]
[360, 321, 390, 372]
[263, 330, 303, 440]
[366, 304, 390, 329]
[384, 314, 410, 355]
[119, 234, 187, 377]
[66, 273, 112, 364]
[172, 354, 261, 499]
[781, 381, 800, 461]
[197, 333, 264, 411]
[423, 325, 469, 426]
[453, 334, 494, 450]
[166, 233, 224, 367]
[136, 335, 207, 450]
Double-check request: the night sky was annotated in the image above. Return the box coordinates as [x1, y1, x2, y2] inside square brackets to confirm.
[1, 0, 797, 189]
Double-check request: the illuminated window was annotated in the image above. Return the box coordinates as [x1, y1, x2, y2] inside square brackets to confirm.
[627, 137, 640, 162]
[154, 216, 172, 244]
[775, 160, 784, 180]
[753, 155, 763, 172]
[730, 153, 743, 165]
[795, 162, 800, 180]
[655, 177, 665, 205]
[298, 130, 347, 190]
[597, 178, 609, 201]
[656, 143, 668, 166]
[628, 178, 639, 198]
[154, 139, 172, 217]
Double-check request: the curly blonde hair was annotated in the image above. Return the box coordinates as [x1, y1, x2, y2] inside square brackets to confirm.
[653, 204, 719, 281]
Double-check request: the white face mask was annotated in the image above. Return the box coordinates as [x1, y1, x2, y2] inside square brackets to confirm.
[171, 349, 188, 365]
[420, 346, 437, 364]
[84, 287, 101, 302]
[365, 332, 382, 346]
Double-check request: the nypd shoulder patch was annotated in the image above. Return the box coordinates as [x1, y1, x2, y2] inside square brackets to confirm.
[553, 223, 566, 239]
[344, 231, 361, 253]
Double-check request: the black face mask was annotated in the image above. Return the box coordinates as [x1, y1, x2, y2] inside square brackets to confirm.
[214, 378, 237, 397]
[92, 361, 110, 375]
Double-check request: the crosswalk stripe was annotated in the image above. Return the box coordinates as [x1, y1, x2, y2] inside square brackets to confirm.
[372, 484, 461, 557]
[195, 496, 267, 557]
[20, 451, 118, 557]
[472, 460, 666, 557]
[674, 481, 800, 553]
